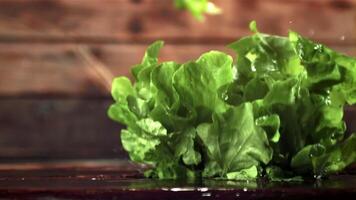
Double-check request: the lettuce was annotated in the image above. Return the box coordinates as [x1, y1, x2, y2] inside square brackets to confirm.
[108, 21, 356, 180]
[174, 0, 221, 20]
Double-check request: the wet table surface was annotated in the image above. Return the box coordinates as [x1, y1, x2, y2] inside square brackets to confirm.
[0, 160, 355, 200]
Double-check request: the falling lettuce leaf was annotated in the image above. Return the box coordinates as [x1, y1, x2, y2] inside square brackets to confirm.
[108, 21, 356, 180]
[174, 0, 221, 20]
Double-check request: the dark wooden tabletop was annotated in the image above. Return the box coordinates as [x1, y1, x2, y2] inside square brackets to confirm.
[0, 160, 355, 200]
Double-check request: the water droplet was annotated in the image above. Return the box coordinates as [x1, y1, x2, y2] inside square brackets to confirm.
[243, 188, 248, 192]
[232, 66, 238, 79]
[314, 44, 322, 50]
[91, 177, 96, 180]
[202, 192, 212, 197]
[340, 36, 345, 41]
[309, 30, 315, 36]
[289, 20, 293, 24]
[331, 133, 336, 139]
[313, 174, 322, 179]
[251, 65, 256, 72]
[236, 193, 240, 197]
[198, 187, 209, 192]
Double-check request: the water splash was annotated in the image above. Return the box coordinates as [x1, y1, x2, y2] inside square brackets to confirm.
[170, 187, 195, 192]
[202, 192, 212, 197]
[313, 174, 322, 179]
[198, 187, 209, 192]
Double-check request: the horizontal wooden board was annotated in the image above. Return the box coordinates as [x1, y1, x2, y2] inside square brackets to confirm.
[0, 43, 232, 97]
[0, 0, 355, 44]
[345, 106, 356, 135]
[0, 43, 355, 97]
[0, 99, 355, 159]
[0, 99, 125, 160]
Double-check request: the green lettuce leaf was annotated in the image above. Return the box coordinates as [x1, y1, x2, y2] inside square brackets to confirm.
[197, 103, 272, 179]
[108, 21, 356, 180]
[174, 0, 221, 20]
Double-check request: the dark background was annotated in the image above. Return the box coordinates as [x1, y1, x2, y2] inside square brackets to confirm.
[0, 0, 355, 161]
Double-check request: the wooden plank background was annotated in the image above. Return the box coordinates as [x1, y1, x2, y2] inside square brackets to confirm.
[0, 0, 355, 160]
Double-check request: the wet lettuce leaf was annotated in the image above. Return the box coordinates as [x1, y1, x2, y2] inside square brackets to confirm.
[108, 22, 356, 180]
[197, 103, 272, 179]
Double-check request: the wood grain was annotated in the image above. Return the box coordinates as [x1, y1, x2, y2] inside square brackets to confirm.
[0, 43, 355, 97]
[345, 106, 356, 135]
[0, 99, 354, 159]
[0, 99, 125, 160]
[0, 0, 355, 44]
[0, 43, 230, 97]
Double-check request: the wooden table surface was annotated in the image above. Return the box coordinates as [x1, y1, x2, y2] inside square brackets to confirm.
[0, 160, 355, 200]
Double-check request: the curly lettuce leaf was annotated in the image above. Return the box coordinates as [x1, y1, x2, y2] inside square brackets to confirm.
[227, 21, 356, 179]
[197, 103, 272, 179]
[109, 21, 356, 181]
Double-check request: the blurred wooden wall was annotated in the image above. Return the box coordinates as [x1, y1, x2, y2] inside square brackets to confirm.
[0, 0, 356, 160]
